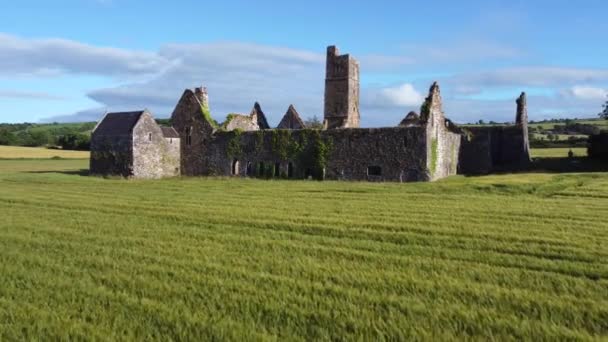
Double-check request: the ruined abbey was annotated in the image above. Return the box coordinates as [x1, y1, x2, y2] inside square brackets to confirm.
[90, 45, 530, 182]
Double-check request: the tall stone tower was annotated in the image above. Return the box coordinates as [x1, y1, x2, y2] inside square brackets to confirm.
[323, 46, 360, 129]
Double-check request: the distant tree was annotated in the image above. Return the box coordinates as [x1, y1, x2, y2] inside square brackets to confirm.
[600, 95, 608, 120]
[547, 133, 555, 141]
[477, 119, 485, 125]
[0, 129, 16, 145]
[22, 130, 52, 147]
[57, 133, 90, 150]
[304, 115, 324, 129]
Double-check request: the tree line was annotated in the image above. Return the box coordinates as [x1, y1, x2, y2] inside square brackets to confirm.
[0, 122, 95, 150]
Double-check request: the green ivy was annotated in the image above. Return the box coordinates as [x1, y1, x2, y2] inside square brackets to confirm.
[200, 103, 219, 130]
[227, 129, 243, 158]
[255, 130, 265, 153]
[271, 130, 291, 161]
[430, 138, 438, 175]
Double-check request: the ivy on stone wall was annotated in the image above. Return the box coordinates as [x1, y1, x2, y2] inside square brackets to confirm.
[200, 103, 219, 130]
[271, 130, 291, 161]
[430, 138, 438, 175]
[255, 130, 265, 153]
[227, 129, 243, 158]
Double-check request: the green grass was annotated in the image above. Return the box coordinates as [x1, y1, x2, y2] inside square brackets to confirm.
[531, 147, 587, 158]
[531, 119, 608, 130]
[1, 159, 607, 340]
[0, 145, 89, 159]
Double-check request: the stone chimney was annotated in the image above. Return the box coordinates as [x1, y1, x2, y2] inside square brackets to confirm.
[194, 86, 209, 109]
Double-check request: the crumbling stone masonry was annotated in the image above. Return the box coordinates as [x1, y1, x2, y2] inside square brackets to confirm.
[458, 93, 531, 174]
[323, 46, 360, 129]
[90, 110, 180, 179]
[174, 79, 461, 182]
[91, 44, 530, 182]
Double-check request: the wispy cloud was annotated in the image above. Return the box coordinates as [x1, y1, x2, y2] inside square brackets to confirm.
[0, 33, 170, 77]
[0, 89, 66, 100]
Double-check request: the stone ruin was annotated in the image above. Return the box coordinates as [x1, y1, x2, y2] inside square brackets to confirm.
[90, 45, 530, 181]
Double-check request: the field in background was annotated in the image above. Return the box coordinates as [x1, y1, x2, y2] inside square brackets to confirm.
[530, 147, 587, 158]
[0, 159, 607, 340]
[0, 145, 89, 159]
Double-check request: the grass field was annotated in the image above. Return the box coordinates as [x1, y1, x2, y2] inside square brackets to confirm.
[531, 147, 587, 158]
[1, 159, 607, 340]
[0, 145, 89, 159]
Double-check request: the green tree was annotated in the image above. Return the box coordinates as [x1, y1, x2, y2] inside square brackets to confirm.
[600, 95, 608, 120]
[0, 129, 16, 145]
[304, 115, 324, 129]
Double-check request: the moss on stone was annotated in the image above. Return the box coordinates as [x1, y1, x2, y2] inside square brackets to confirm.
[200, 103, 219, 130]
[430, 138, 438, 175]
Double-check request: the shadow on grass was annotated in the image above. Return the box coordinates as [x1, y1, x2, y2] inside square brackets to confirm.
[528, 157, 608, 173]
[464, 157, 608, 177]
[26, 169, 90, 176]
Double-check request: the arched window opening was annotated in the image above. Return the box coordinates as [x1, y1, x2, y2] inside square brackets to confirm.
[148, 133, 152, 141]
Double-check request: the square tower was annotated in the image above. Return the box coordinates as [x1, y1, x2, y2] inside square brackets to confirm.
[323, 46, 360, 129]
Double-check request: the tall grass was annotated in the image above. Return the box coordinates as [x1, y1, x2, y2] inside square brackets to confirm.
[0, 159, 607, 340]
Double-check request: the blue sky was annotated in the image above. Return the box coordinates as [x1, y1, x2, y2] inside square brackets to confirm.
[1, 0, 607, 126]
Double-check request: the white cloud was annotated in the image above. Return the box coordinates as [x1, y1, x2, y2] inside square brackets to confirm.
[367, 83, 424, 107]
[6, 33, 602, 126]
[0, 33, 170, 77]
[566, 86, 607, 100]
[48, 41, 327, 125]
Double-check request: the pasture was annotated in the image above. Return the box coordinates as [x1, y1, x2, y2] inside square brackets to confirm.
[531, 147, 587, 158]
[0, 158, 607, 340]
[0, 145, 89, 159]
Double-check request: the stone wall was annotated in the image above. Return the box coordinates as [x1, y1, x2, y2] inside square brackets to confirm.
[459, 126, 530, 174]
[204, 127, 430, 182]
[171, 89, 216, 176]
[223, 114, 259, 131]
[458, 93, 530, 175]
[132, 113, 166, 179]
[90, 134, 133, 177]
[163, 137, 181, 177]
[422, 82, 462, 181]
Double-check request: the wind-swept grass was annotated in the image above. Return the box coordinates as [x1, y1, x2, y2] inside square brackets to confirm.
[0, 159, 607, 340]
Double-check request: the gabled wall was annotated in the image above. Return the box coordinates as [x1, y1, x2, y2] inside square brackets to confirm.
[132, 113, 180, 179]
[421, 83, 461, 181]
[171, 89, 216, 176]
